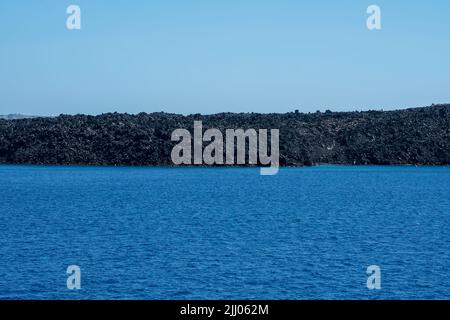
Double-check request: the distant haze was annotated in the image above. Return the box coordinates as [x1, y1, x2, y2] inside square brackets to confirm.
[0, 114, 40, 120]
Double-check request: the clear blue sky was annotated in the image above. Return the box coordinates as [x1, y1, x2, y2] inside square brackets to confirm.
[1, 0, 449, 116]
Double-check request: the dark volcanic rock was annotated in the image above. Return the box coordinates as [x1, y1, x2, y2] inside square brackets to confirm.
[0, 105, 449, 166]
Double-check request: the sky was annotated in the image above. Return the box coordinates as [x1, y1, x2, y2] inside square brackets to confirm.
[1, 0, 450, 116]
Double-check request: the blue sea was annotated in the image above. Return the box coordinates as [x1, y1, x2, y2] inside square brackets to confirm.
[0, 165, 449, 300]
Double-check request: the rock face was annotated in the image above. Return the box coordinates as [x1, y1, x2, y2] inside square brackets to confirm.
[0, 105, 449, 166]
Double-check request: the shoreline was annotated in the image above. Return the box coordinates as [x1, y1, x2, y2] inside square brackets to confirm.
[1, 104, 449, 167]
[1, 162, 449, 169]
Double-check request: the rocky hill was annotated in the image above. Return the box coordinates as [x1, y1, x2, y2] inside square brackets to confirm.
[0, 105, 449, 166]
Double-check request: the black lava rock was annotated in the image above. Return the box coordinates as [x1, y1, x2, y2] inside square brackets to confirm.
[0, 105, 449, 166]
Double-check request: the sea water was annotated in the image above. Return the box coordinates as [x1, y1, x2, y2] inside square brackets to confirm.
[0, 165, 449, 299]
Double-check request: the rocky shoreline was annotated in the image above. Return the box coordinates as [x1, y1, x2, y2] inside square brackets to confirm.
[0, 104, 449, 166]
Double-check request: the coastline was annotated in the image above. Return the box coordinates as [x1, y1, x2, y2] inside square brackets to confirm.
[1, 104, 449, 167]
